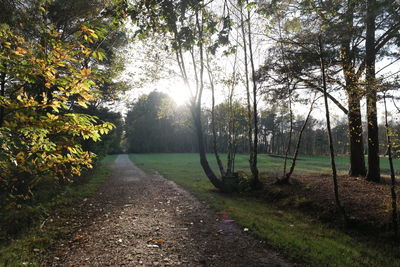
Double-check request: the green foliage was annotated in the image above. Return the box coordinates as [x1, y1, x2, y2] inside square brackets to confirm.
[0, 2, 120, 212]
[0, 24, 113, 204]
[125, 91, 195, 153]
[77, 106, 124, 157]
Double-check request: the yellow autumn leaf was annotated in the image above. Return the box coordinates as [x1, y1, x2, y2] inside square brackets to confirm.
[14, 47, 27, 56]
[80, 68, 91, 76]
[90, 32, 98, 39]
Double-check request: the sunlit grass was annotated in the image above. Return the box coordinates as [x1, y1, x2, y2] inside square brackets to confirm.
[129, 153, 400, 266]
[138, 153, 399, 177]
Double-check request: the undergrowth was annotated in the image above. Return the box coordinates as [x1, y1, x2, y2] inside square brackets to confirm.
[0, 155, 116, 266]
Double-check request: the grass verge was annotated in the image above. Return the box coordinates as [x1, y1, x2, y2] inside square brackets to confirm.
[129, 153, 400, 267]
[0, 155, 117, 267]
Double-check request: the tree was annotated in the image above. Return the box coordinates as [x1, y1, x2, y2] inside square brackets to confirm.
[319, 36, 347, 224]
[0, 0, 127, 204]
[130, 0, 235, 190]
[125, 91, 192, 153]
[0, 17, 114, 205]
[383, 92, 398, 239]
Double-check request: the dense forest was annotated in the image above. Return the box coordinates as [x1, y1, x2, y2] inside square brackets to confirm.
[1, 0, 400, 265]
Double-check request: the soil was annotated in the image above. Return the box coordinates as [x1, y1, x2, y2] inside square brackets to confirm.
[42, 155, 295, 266]
[261, 172, 400, 236]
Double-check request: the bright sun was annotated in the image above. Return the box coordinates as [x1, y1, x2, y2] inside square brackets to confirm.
[163, 80, 191, 106]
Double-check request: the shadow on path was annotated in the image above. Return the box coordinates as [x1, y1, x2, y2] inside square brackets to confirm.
[46, 154, 294, 266]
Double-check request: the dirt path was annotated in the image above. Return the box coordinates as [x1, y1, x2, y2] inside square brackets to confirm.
[45, 155, 294, 266]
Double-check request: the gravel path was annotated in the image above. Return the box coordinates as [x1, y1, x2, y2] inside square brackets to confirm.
[46, 154, 294, 266]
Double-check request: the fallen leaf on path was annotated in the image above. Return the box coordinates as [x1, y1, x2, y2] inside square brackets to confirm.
[72, 234, 85, 241]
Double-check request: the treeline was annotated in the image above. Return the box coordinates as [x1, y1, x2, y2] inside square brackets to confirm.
[125, 91, 400, 157]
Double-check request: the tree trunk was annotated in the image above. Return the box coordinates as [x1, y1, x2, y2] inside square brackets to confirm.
[319, 36, 347, 224]
[0, 72, 5, 127]
[206, 54, 225, 177]
[171, 3, 222, 190]
[240, 5, 254, 178]
[226, 49, 238, 176]
[365, 0, 380, 182]
[282, 97, 315, 183]
[283, 95, 293, 176]
[383, 94, 398, 239]
[247, 4, 259, 186]
[192, 104, 222, 189]
[340, 0, 367, 177]
[347, 92, 367, 176]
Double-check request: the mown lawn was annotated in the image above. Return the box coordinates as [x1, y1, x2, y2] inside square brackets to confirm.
[0, 155, 117, 267]
[129, 153, 400, 267]
[138, 153, 399, 176]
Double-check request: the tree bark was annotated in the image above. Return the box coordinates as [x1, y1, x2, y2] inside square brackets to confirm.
[383, 94, 398, 239]
[247, 4, 259, 186]
[240, 5, 254, 175]
[0, 71, 5, 127]
[319, 36, 347, 224]
[347, 92, 367, 176]
[206, 54, 225, 177]
[365, 0, 380, 182]
[192, 104, 222, 189]
[194, 4, 222, 189]
[339, 0, 367, 176]
[282, 96, 316, 183]
[283, 94, 293, 176]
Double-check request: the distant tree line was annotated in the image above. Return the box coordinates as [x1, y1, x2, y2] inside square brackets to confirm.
[125, 91, 400, 157]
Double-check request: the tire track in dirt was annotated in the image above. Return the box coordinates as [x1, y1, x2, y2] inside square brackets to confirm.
[46, 154, 294, 266]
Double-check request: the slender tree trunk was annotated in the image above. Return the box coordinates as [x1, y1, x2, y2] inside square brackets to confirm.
[383, 94, 398, 239]
[192, 105, 222, 188]
[277, 16, 293, 178]
[226, 48, 238, 176]
[365, 0, 380, 182]
[247, 5, 259, 186]
[282, 97, 316, 183]
[283, 95, 293, 176]
[206, 54, 225, 177]
[319, 36, 347, 223]
[0, 72, 5, 127]
[240, 6, 254, 174]
[172, 2, 222, 189]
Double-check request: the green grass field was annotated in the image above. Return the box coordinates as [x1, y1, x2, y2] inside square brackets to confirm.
[132, 153, 400, 178]
[129, 153, 400, 267]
